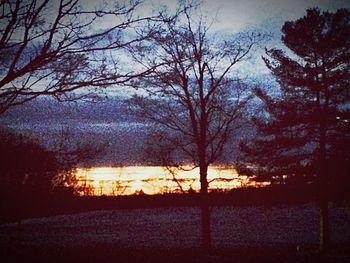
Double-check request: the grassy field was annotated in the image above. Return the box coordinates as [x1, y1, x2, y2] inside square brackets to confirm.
[1, 203, 350, 262]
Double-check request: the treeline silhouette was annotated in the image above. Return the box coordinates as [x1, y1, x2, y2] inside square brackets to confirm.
[2, 183, 349, 224]
[0, 123, 349, 223]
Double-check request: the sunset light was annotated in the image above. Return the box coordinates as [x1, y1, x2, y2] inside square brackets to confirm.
[74, 166, 269, 196]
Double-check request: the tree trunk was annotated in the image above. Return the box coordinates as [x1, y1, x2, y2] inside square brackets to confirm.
[318, 109, 330, 252]
[319, 198, 330, 252]
[199, 164, 211, 250]
[16, 219, 22, 246]
[318, 166, 330, 252]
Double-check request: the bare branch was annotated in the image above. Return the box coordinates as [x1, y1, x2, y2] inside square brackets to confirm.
[0, 0, 170, 113]
[128, 9, 258, 192]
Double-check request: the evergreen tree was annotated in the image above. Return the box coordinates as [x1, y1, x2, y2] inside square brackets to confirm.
[239, 8, 350, 251]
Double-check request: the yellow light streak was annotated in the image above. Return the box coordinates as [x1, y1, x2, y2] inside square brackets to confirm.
[73, 166, 269, 196]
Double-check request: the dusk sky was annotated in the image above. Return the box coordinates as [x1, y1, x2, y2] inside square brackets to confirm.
[5, 0, 349, 96]
[201, 0, 350, 32]
[97, 0, 350, 90]
[126, 0, 350, 36]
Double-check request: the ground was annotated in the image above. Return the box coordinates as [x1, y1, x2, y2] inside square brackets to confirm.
[1, 203, 350, 262]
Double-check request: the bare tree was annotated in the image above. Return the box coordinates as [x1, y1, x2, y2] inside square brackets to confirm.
[129, 7, 260, 249]
[0, 0, 166, 114]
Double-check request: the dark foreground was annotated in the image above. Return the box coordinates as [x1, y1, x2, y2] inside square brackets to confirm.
[2, 245, 350, 263]
[1, 204, 350, 262]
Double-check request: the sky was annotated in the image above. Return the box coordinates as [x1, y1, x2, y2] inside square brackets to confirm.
[89, 0, 350, 37]
[58, 0, 350, 99]
[4, 0, 350, 97]
[134, 0, 350, 33]
[127, 0, 350, 87]
[201, 0, 350, 33]
[202, 0, 350, 83]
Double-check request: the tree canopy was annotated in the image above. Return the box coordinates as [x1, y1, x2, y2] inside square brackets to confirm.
[240, 8, 350, 185]
[238, 8, 350, 251]
[0, 0, 166, 114]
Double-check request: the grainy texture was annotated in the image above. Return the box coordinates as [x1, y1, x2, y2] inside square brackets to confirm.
[1, 203, 349, 249]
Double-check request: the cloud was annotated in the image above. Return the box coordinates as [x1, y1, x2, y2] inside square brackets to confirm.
[201, 0, 350, 33]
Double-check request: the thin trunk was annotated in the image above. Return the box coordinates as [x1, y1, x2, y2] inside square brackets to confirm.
[198, 69, 211, 250]
[318, 95, 330, 252]
[319, 126, 330, 252]
[318, 65, 330, 252]
[17, 173, 28, 247]
[319, 198, 330, 252]
[199, 164, 211, 250]
[16, 219, 22, 246]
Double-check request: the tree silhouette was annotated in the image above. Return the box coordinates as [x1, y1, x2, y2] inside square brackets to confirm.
[0, 127, 59, 225]
[239, 8, 350, 251]
[0, 0, 165, 114]
[129, 7, 260, 249]
[0, 127, 58, 192]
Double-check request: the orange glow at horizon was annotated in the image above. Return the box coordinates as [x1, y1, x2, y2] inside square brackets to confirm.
[74, 166, 270, 196]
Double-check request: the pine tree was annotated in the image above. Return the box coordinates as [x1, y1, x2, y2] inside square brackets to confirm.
[239, 8, 350, 251]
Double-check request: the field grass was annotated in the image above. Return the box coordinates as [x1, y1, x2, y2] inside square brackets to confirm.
[1, 203, 350, 262]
